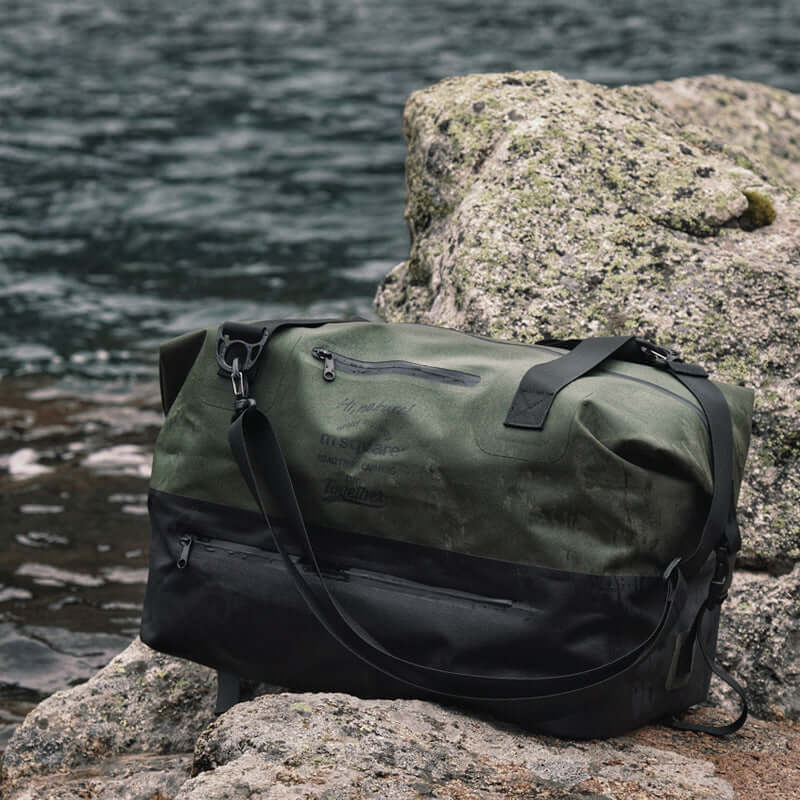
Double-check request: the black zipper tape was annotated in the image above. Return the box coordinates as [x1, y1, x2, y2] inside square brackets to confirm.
[311, 347, 480, 386]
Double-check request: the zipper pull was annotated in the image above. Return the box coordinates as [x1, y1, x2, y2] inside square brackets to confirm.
[177, 535, 193, 569]
[311, 347, 336, 381]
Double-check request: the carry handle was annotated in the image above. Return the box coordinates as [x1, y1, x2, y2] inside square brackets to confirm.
[505, 336, 643, 429]
[228, 404, 680, 702]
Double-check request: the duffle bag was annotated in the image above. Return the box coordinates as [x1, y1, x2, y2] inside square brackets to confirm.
[140, 318, 754, 738]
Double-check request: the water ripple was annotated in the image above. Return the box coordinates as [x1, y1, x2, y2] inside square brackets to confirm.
[0, 0, 798, 380]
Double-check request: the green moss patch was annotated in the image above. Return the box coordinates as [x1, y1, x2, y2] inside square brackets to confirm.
[740, 190, 777, 230]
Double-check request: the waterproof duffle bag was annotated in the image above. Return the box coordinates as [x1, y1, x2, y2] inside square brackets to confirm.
[141, 319, 754, 738]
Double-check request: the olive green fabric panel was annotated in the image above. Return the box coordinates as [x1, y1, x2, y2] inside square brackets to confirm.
[158, 328, 208, 415]
[716, 380, 754, 504]
[150, 325, 303, 515]
[150, 321, 754, 576]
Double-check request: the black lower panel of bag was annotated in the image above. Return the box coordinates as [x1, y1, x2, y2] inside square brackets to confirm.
[141, 489, 718, 738]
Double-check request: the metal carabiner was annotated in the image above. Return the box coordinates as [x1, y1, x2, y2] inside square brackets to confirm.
[230, 358, 248, 399]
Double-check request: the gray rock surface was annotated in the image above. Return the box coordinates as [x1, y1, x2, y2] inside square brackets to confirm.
[1, 637, 216, 799]
[4, 642, 798, 800]
[178, 692, 734, 800]
[644, 75, 800, 190]
[5, 754, 189, 800]
[717, 565, 800, 720]
[375, 70, 800, 720]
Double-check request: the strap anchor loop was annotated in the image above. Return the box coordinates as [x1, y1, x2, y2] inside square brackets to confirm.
[706, 545, 735, 608]
[216, 325, 269, 376]
[637, 339, 680, 366]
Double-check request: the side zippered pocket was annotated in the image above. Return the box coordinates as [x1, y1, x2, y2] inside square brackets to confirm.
[172, 534, 512, 608]
[311, 346, 480, 387]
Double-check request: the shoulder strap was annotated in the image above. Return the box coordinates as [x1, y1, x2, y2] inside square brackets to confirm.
[228, 404, 680, 701]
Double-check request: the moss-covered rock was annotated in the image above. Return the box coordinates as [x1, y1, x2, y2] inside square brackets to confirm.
[376, 70, 800, 578]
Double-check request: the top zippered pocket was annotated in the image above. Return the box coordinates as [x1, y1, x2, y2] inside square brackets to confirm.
[311, 347, 481, 387]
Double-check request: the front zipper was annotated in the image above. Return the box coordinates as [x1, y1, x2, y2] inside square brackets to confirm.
[313, 348, 337, 381]
[345, 568, 513, 609]
[173, 534, 512, 608]
[174, 534, 345, 579]
[176, 535, 193, 569]
[311, 346, 480, 387]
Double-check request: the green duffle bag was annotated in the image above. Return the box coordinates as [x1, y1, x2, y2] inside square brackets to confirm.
[141, 319, 754, 738]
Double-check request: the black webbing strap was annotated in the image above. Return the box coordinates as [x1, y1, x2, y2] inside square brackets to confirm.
[665, 607, 748, 736]
[215, 670, 242, 715]
[662, 360, 741, 576]
[505, 336, 640, 429]
[227, 403, 680, 703]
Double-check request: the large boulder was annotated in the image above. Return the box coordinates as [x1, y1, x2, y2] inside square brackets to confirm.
[376, 71, 800, 720]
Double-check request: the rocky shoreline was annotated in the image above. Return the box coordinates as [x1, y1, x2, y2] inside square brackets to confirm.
[3, 71, 800, 799]
[2, 637, 798, 800]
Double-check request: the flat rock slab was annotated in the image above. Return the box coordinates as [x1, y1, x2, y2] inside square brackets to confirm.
[180, 692, 799, 800]
[183, 692, 731, 799]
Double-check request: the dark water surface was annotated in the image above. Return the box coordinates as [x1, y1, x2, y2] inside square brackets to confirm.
[1, 0, 799, 381]
[1, 0, 799, 753]
[0, 378, 158, 751]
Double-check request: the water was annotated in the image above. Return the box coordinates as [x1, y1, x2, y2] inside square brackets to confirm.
[0, 378, 158, 750]
[1, 0, 799, 752]
[1, 0, 798, 381]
